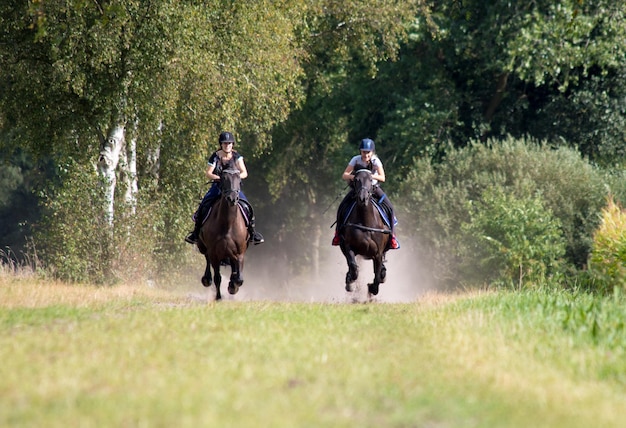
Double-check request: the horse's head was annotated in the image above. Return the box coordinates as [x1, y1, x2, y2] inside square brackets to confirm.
[353, 168, 373, 206]
[220, 168, 241, 206]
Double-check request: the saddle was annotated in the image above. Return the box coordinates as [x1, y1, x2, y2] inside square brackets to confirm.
[338, 196, 393, 229]
[200, 199, 253, 227]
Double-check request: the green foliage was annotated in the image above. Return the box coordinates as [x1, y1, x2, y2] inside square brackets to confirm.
[461, 187, 566, 289]
[36, 161, 113, 283]
[35, 158, 184, 283]
[354, 0, 626, 170]
[506, 0, 626, 91]
[249, 0, 425, 271]
[399, 136, 608, 289]
[527, 71, 626, 164]
[0, 0, 313, 279]
[3, 0, 626, 284]
[588, 198, 626, 293]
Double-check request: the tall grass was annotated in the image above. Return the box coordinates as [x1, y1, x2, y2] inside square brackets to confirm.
[1, 278, 626, 427]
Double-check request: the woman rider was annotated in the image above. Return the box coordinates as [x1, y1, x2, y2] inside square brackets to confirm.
[332, 138, 400, 249]
[185, 131, 264, 245]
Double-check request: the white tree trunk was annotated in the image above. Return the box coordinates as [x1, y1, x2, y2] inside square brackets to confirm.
[98, 124, 126, 225]
[119, 120, 138, 215]
[126, 133, 138, 214]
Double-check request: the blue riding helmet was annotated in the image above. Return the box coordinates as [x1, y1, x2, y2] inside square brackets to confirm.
[359, 138, 375, 151]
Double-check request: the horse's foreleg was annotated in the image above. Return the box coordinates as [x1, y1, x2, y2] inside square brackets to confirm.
[201, 255, 213, 288]
[228, 256, 244, 295]
[369, 256, 383, 296]
[342, 247, 359, 292]
[212, 262, 222, 300]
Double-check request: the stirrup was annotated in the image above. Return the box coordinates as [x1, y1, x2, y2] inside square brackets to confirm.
[185, 232, 198, 244]
[251, 232, 264, 245]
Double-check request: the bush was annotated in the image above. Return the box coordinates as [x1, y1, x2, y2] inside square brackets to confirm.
[34, 161, 181, 284]
[588, 197, 626, 293]
[460, 187, 566, 289]
[36, 161, 112, 283]
[397, 136, 608, 289]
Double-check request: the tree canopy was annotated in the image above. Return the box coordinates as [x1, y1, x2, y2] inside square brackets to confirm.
[1, 0, 626, 286]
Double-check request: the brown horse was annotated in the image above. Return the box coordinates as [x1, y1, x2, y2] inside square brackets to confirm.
[197, 166, 249, 300]
[339, 167, 390, 296]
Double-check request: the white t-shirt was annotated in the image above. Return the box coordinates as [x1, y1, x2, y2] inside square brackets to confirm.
[348, 155, 383, 185]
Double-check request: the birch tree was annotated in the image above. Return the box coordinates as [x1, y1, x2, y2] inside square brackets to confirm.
[0, 0, 308, 280]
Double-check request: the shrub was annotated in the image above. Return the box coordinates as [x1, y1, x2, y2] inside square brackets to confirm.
[460, 187, 566, 289]
[397, 136, 608, 289]
[588, 197, 626, 293]
[36, 161, 112, 283]
[34, 161, 177, 284]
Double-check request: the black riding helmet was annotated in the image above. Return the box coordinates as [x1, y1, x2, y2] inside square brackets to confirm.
[219, 131, 236, 145]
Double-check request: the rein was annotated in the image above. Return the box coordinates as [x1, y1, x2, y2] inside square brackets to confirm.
[220, 169, 241, 201]
[344, 222, 391, 234]
[353, 169, 373, 198]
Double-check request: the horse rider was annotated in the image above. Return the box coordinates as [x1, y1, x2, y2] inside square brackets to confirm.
[185, 131, 265, 245]
[332, 138, 400, 250]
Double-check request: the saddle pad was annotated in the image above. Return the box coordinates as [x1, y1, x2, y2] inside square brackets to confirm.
[202, 202, 250, 226]
[342, 199, 392, 228]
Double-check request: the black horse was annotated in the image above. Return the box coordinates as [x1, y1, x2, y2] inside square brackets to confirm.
[339, 166, 391, 296]
[197, 166, 249, 300]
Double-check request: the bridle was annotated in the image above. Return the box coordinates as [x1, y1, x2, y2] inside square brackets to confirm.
[220, 169, 241, 205]
[353, 169, 373, 204]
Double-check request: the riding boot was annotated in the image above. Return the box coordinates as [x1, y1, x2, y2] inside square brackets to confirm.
[332, 229, 340, 246]
[248, 217, 264, 245]
[185, 212, 202, 244]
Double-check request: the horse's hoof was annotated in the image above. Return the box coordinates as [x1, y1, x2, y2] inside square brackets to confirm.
[345, 283, 354, 292]
[202, 277, 212, 288]
[346, 271, 357, 283]
[368, 282, 379, 296]
[228, 281, 239, 295]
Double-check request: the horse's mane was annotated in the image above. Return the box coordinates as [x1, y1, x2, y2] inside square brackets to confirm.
[353, 161, 371, 173]
[220, 159, 239, 174]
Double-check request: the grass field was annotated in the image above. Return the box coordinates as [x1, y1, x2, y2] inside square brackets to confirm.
[1, 275, 626, 427]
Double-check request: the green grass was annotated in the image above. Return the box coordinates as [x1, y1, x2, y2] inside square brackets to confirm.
[2, 278, 626, 427]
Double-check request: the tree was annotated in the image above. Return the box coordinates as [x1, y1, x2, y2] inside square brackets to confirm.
[253, 0, 427, 274]
[0, 0, 308, 279]
[340, 0, 626, 174]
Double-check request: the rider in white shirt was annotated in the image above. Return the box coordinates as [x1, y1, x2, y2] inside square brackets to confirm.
[332, 138, 400, 250]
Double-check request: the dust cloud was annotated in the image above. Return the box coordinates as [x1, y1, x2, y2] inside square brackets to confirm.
[182, 236, 436, 303]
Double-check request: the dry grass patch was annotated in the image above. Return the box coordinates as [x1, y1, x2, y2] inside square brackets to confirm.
[0, 275, 191, 309]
